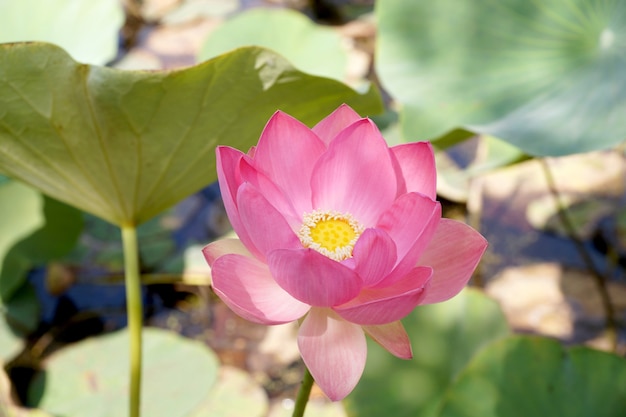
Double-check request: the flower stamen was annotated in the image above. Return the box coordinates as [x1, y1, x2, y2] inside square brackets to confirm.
[298, 210, 364, 261]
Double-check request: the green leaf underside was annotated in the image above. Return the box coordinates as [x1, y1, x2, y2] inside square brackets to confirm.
[345, 288, 510, 417]
[376, 0, 626, 156]
[0, 42, 382, 226]
[29, 328, 220, 417]
[437, 336, 626, 417]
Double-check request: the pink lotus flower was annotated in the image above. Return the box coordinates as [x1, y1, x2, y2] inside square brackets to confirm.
[202, 104, 487, 400]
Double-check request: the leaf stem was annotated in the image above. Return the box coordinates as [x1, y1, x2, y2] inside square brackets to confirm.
[467, 177, 485, 288]
[540, 158, 618, 351]
[122, 225, 143, 417]
[292, 365, 314, 417]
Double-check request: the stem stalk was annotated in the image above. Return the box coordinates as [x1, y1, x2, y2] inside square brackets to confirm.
[122, 225, 143, 417]
[292, 366, 314, 417]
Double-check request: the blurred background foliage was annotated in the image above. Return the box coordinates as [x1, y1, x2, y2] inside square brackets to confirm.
[0, 0, 625, 416]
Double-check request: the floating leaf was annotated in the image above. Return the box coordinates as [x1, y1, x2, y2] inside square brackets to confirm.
[376, 0, 626, 156]
[29, 328, 220, 417]
[188, 366, 268, 417]
[345, 288, 510, 417]
[199, 8, 348, 82]
[437, 336, 626, 417]
[0, 0, 123, 65]
[0, 43, 382, 226]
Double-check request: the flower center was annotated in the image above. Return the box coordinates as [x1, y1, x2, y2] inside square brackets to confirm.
[298, 210, 364, 261]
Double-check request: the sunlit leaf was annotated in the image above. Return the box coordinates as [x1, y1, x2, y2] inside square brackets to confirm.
[345, 288, 510, 417]
[199, 7, 348, 82]
[29, 328, 220, 417]
[0, 0, 123, 65]
[0, 42, 382, 226]
[376, 0, 626, 156]
[188, 366, 268, 417]
[437, 336, 626, 417]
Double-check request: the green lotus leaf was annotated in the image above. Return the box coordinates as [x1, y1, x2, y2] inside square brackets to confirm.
[376, 0, 626, 156]
[437, 335, 626, 417]
[29, 328, 220, 417]
[187, 366, 268, 417]
[0, 0, 123, 65]
[199, 7, 348, 82]
[0, 42, 382, 226]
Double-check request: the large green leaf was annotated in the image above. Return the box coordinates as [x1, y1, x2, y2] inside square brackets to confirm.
[187, 366, 268, 417]
[0, 0, 123, 65]
[0, 42, 382, 226]
[345, 288, 510, 417]
[437, 336, 626, 417]
[376, 0, 626, 156]
[29, 328, 220, 417]
[199, 7, 348, 82]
